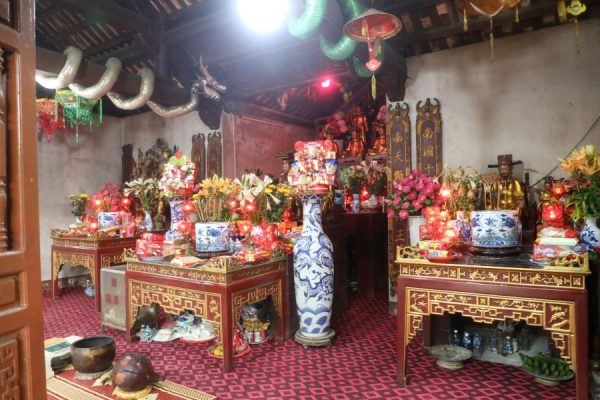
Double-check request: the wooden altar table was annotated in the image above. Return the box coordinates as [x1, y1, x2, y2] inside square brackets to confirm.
[51, 230, 136, 311]
[125, 255, 287, 372]
[395, 249, 590, 400]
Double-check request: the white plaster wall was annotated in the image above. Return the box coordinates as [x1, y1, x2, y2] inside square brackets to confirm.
[37, 116, 123, 281]
[122, 111, 215, 158]
[404, 19, 600, 185]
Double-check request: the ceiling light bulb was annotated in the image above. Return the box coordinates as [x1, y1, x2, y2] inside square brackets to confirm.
[237, 0, 289, 32]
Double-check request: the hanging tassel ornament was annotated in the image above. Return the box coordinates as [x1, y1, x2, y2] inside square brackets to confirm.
[515, 4, 519, 23]
[371, 75, 376, 100]
[463, 8, 468, 32]
[566, 0, 586, 53]
[489, 17, 495, 61]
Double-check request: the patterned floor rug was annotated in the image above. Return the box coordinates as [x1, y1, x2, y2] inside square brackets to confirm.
[44, 288, 581, 399]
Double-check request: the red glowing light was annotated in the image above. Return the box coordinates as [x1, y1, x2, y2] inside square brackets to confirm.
[122, 197, 130, 205]
[89, 222, 98, 231]
[320, 79, 331, 88]
[94, 199, 102, 206]
[440, 188, 452, 199]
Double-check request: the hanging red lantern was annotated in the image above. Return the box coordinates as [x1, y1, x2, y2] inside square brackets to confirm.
[542, 203, 565, 227]
[343, 8, 402, 98]
[36, 98, 64, 141]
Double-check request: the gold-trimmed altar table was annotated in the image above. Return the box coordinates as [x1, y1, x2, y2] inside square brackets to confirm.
[125, 255, 287, 372]
[51, 230, 136, 311]
[395, 250, 590, 400]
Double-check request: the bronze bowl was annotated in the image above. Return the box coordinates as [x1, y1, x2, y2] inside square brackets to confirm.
[112, 352, 160, 394]
[71, 336, 116, 380]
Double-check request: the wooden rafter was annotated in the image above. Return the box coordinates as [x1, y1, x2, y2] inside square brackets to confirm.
[53, 0, 152, 29]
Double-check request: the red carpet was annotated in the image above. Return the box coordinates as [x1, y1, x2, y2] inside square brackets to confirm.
[44, 288, 580, 399]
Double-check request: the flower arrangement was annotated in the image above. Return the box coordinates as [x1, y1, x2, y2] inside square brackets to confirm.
[344, 165, 367, 194]
[559, 144, 600, 221]
[387, 170, 442, 219]
[159, 150, 197, 197]
[287, 141, 337, 194]
[440, 166, 481, 212]
[124, 178, 161, 214]
[192, 175, 240, 222]
[89, 183, 122, 213]
[68, 193, 89, 218]
[364, 161, 387, 196]
[261, 183, 296, 223]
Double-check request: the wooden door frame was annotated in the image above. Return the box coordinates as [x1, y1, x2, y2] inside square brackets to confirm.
[0, 0, 46, 398]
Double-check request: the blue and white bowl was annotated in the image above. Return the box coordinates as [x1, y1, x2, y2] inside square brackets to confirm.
[195, 222, 231, 253]
[471, 210, 521, 248]
[98, 212, 121, 229]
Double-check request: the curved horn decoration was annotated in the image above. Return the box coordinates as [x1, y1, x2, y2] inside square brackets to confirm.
[288, 0, 327, 39]
[352, 44, 386, 77]
[196, 79, 222, 101]
[319, 0, 365, 60]
[107, 68, 155, 110]
[199, 56, 227, 93]
[68, 58, 122, 99]
[35, 46, 83, 89]
[147, 91, 199, 118]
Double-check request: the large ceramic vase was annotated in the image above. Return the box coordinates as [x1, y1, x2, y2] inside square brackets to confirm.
[165, 197, 186, 241]
[293, 194, 334, 339]
[195, 222, 230, 253]
[581, 217, 600, 249]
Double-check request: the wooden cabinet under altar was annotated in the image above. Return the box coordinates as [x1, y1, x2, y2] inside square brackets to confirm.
[395, 248, 590, 399]
[124, 254, 288, 372]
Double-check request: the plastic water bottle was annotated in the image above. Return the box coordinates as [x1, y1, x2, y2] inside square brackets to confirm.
[144, 325, 153, 342]
[473, 332, 482, 356]
[490, 333, 497, 353]
[139, 325, 147, 342]
[463, 332, 472, 350]
[451, 330, 461, 346]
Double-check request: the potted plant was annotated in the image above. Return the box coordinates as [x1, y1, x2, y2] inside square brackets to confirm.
[364, 161, 387, 209]
[440, 166, 481, 239]
[192, 175, 240, 253]
[124, 178, 162, 231]
[345, 165, 367, 213]
[67, 193, 89, 228]
[89, 183, 123, 228]
[387, 169, 442, 245]
[559, 144, 600, 250]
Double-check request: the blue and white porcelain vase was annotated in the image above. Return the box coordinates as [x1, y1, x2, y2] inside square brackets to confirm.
[165, 197, 186, 241]
[580, 217, 600, 249]
[143, 211, 154, 231]
[471, 210, 521, 248]
[293, 194, 334, 339]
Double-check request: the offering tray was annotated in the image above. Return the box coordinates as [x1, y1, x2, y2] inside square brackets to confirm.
[429, 345, 472, 370]
[523, 368, 574, 386]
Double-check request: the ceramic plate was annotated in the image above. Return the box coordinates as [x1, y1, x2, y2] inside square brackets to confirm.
[180, 334, 215, 344]
[138, 256, 167, 262]
[523, 367, 574, 386]
[427, 253, 462, 263]
[152, 329, 179, 342]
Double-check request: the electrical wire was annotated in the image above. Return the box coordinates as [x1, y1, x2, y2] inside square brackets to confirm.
[530, 112, 600, 188]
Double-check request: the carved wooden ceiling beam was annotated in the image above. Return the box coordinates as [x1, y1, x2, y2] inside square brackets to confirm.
[53, 0, 153, 30]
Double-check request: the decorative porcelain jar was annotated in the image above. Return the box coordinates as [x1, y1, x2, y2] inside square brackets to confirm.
[580, 217, 600, 249]
[470, 210, 521, 248]
[98, 212, 121, 229]
[351, 194, 360, 213]
[195, 222, 230, 253]
[293, 194, 334, 338]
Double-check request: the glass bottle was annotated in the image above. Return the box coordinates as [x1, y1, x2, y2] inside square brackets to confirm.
[452, 330, 461, 347]
[139, 324, 147, 342]
[502, 336, 512, 356]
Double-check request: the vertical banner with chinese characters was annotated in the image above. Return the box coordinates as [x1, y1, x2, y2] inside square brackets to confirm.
[416, 98, 442, 177]
[386, 102, 411, 312]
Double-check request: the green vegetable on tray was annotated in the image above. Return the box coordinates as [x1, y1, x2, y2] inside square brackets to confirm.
[519, 353, 573, 378]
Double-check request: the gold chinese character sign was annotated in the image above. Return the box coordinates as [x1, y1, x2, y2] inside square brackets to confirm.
[416, 98, 442, 176]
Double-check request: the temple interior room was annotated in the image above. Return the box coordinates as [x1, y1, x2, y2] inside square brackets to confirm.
[0, 0, 599, 399]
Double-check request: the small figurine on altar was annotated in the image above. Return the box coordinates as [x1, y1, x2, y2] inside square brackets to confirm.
[490, 154, 525, 211]
[368, 122, 387, 155]
[343, 127, 366, 158]
[350, 104, 368, 142]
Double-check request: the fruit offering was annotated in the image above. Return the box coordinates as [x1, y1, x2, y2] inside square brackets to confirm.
[519, 353, 573, 378]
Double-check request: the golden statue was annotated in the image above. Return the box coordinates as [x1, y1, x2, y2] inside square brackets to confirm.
[343, 128, 366, 158]
[350, 105, 368, 142]
[368, 123, 387, 155]
[491, 154, 525, 211]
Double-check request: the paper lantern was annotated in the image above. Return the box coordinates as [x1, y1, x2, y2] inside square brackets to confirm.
[55, 89, 102, 141]
[36, 98, 64, 141]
